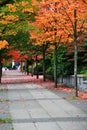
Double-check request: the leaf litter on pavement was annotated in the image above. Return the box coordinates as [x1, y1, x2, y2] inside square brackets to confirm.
[2, 73, 87, 100]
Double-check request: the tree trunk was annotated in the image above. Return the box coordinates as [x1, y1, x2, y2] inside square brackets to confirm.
[36, 55, 39, 79]
[0, 51, 2, 83]
[20, 61, 23, 72]
[54, 43, 57, 87]
[26, 60, 29, 75]
[74, 9, 78, 97]
[42, 45, 46, 81]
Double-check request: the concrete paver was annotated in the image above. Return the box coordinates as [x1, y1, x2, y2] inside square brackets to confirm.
[36, 122, 61, 130]
[10, 109, 31, 119]
[28, 108, 50, 118]
[57, 121, 87, 130]
[0, 123, 12, 130]
[0, 102, 9, 119]
[12, 123, 37, 130]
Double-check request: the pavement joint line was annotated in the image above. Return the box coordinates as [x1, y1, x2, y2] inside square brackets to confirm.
[7, 88, 47, 91]
[7, 98, 62, 102]
[12, 117, 87, 123]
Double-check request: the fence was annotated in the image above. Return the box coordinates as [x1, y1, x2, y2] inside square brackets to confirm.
[57, 75, 87, 92]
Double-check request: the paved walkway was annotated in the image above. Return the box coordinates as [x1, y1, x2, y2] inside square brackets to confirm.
[0, 70, 87, 130]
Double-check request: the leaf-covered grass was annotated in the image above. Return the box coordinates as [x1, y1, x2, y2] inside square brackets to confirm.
[0, 99, 9, 102]
[65, 96, 79, 100]
[0, 118, 12, 123]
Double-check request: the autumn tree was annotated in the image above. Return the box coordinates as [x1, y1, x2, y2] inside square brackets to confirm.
[55, 0, 87, 96]
[6, 0, 40, 74]
[0, 0, 38, 76]
[0, 0, 20, 82]
[35, 0, 87, 95]
[31, 0, 69, 87]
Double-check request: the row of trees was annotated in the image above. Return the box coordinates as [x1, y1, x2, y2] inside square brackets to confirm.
[0, 0, 87, 96]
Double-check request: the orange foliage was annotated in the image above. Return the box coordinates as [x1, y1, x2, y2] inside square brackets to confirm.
[32, 54, 43, 61]
[0, 15, 19, 25]
[0, 40, 8, 50]
[7, 4, 16, 12]
[0, 20, 8, 24]
[31, 1, 69, 46]
[15, 1, 29, 7]
[3, 15, 19, 21]
[8, 50, 28, 62]
[30, 0, 87, 52]
[22, 8, 33, 13]
[11, 1, 37, 14]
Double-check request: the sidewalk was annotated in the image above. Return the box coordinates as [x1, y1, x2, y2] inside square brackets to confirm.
[0, 70, 87, 130]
